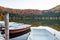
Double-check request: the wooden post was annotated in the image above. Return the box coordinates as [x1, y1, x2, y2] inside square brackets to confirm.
[4, 12, 9, 40]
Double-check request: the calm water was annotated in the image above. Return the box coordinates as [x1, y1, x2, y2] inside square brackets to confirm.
[11, 19, 60, 25]
[16, 19, 60, 26]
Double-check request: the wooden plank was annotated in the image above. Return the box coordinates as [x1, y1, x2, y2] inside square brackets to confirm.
[4, 12, 9, 40]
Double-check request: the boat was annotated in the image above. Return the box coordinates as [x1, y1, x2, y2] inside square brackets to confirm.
[0, 21, 31, 38]
[27, 26, 59, 40]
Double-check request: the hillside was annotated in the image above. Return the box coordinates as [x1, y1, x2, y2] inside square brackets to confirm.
[50, 5, 60, 11]
[0, 6, 41, 14]
[0, 5, 60, 14]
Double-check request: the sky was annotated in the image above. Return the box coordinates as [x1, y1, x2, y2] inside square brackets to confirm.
[0, 0, 60, 10]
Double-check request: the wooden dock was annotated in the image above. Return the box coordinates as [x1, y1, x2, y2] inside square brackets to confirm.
[0, 31, 4, 40]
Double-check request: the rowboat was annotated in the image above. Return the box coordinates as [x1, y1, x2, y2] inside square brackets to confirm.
[0, 21, 31, 38]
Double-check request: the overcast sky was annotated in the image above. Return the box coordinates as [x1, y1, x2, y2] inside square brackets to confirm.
[0, 0, 60, 10]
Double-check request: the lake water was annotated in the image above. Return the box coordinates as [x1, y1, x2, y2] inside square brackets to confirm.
[16, 19, 60, 27]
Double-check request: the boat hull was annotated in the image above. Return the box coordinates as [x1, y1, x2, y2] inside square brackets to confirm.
[10, 27, 30, 38]
[1, 27, 30, 38]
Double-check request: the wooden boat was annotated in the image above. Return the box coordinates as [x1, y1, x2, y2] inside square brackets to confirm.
[0, 21, 31, 38]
